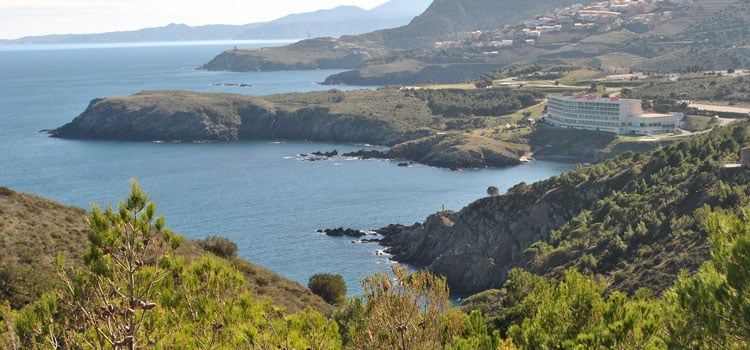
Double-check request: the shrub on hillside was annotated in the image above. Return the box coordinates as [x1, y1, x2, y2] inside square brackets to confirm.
[0, 187, 14, 196]
[197, 235, 238, 259]
[308, 273, 347, 305]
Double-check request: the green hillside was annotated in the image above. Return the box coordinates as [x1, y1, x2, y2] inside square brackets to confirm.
[0, 186, 332, 314]
[386, 122, 750, 295]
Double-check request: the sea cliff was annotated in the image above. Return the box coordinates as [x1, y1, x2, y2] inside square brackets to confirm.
[52, 90, 428, 145]
[382, 169, 621, 294]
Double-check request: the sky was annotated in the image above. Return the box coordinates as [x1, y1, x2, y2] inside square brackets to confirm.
[0, 0, 391, 40]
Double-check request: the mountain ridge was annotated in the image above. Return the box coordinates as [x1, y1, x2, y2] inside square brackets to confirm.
[1, 0, 430, 43]
[201, 0, 750, 86]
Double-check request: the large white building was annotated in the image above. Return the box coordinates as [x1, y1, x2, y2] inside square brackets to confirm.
[545, 93, 682, 135]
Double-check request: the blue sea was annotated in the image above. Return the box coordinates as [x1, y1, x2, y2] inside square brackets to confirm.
[0, 41, 573, 295]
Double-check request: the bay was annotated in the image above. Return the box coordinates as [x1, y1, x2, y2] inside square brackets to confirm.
[0, 41, 573, 295]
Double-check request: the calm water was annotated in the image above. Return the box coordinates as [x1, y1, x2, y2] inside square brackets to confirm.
[0, 41, 573, 295]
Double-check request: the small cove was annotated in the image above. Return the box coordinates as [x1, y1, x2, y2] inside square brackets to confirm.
[0, 41, 574, 295]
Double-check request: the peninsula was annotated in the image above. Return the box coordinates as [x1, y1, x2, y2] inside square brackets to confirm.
[51, 88, 545, 169]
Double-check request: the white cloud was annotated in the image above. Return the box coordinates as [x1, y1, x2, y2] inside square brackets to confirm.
[0, 0, 389, 39]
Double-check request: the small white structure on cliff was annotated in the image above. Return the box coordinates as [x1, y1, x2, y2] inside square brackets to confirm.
[546, 93, 682, 135]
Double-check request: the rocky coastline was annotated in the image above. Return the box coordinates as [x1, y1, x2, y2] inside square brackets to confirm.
[50, 90, 536, 170]
[368, 170, 632, 295]
[51, 91, 429, 145]
[49, 89, 657, 171]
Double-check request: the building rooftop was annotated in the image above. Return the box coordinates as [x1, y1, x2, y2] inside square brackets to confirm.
[558, 93, 626, 102]
[640, 113, 676, 118]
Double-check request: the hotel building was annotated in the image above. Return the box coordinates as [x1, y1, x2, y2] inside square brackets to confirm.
[545, 93, 682, 135]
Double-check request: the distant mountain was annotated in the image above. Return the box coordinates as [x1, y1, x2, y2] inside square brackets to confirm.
[234, 2, 431, 40]
[0, 0, 431, 44]
[2, 23, 258, 44]
[201, 0, 750, 84]
[371, 0, 434, 16]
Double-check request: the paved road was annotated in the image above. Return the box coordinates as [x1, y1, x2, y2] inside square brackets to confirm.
[688, 103, 750, 115]
[635, 115, 737, 141]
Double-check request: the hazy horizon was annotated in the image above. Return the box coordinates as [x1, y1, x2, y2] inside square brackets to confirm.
[0, 0, 395, 40]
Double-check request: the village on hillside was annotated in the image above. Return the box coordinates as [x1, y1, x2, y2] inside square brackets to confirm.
[434, 0, 690, 50]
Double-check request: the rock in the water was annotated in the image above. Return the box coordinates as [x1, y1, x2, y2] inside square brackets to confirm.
[343, 149, 388, 159]
[311, 150, 338, 157]
[320, 227, 366, 238]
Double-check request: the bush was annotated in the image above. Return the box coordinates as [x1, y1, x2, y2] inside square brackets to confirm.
[197, 235, 238, 259]
[308, 273, 347, 305]
[0, 187, 14, 196]
[487, 186, 500, 197]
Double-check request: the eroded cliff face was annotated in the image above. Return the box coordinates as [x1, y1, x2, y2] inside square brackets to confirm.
[53, 96, 242, 141]
[237, 106, 429, 146]
[384, 169, 633, 294]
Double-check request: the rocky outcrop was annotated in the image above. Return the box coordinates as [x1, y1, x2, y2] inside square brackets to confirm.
[382, 169, 633, 294]
[386, 134, 524, 170]
[343, 134, 524, 170]
[317, 228, 369, 238]
[53, 95, 242, 142]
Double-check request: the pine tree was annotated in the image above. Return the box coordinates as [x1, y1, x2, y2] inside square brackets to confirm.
[665, 207, 750, 348]
[63, 179, 182, 349]
[353, 266, 465, 349]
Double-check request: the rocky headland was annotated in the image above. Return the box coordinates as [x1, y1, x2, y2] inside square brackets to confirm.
[198, 38, 377, 72]
[52, 90, 431, 145]
[379, 172, 622, 294]
[51, 88, 545, 169]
